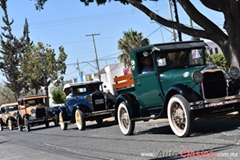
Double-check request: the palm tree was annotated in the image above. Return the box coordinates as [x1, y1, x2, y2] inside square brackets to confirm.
[118, 29, 150, 67]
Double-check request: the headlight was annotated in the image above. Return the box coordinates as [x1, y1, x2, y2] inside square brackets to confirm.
[31, 108, 36, 114]
[229, 66, 240, 79]
[192, 71, 203, 84]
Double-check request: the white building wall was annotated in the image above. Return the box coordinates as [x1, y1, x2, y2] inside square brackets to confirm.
[102, 63, 125, 95]
[204, 39, 223, 54]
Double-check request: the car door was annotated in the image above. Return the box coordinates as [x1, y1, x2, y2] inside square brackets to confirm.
[134, 71, 164, 108]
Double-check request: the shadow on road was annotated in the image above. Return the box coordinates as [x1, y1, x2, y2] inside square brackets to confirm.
[136, 112, 240, 137]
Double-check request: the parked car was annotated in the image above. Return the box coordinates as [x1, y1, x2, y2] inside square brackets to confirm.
[17, 95, 58, 131]
[0, 102, 18, 131]
[113, 40, 240, 137]
[59, 81, 115, 130]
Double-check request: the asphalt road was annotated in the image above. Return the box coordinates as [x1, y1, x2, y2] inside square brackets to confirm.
[1, 113, 240, 160]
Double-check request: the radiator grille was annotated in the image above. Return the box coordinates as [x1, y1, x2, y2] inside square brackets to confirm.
[36, 108, 46, 118]
[92, 92, 106, 111]
[202, 71, 226, 98]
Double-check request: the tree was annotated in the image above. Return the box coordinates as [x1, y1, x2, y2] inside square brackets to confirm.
[0, 83, 15, 104]
[34, 0, 240, 68]
[0, 0, 32, 99]
[118, 29, 150, 67]
[51, 89, 65, 104]
[20, 42, 67, 105]
[207, 53, 228, 71]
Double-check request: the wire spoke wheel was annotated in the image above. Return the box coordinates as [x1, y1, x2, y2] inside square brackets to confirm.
[59, 112, 67, 130]
[168, 94, 194, 137]
[117, 102, 135, 135]
[8, 120, 13, 130]
[17, 117, 22, 131]
[75, 109, 85, 131]
[0, 123, 3, 131]
[24, 118, 30, 132]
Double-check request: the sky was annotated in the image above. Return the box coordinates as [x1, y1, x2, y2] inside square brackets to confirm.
[0, 0, 225, 82]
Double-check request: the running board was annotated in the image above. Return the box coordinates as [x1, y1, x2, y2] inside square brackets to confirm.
[131, 114, 161, 121]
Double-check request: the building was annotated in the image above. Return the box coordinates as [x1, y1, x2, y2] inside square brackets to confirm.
[204, 39, 223, 55]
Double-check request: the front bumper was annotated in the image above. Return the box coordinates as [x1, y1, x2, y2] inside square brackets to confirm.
[189, 95, 240, 110]
[28, 116, 55, 124]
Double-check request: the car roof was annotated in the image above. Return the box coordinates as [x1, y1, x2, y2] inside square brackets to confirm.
[18, 95, 47, 101]
[63, 81, 102, 91]
[130, 40, 207, 53]
[0, 102, 18, 108]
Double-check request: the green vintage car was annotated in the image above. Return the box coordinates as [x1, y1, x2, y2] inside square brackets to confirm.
[114, 40, 240, 137]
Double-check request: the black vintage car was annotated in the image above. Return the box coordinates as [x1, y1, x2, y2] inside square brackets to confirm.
[58, 81, 115, 130]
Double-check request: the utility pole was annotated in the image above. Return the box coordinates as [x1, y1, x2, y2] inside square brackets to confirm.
[168, 0, 176, 42]
[76, 59, 81, 76]
[86, 33, 101, 81]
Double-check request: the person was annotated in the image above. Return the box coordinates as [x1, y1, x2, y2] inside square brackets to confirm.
[141, 54, 154, 74]
[169, 51, 184, 66]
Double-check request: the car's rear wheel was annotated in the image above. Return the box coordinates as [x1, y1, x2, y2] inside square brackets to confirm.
[96, 119, 103, 125]
[24, 117, 30, 132]
[17, 117, 22, 131]
[167, 94, 194, 137]
[45, 121, 49, 128]
[75, 109, 85, 130]
[117, 102, 135, 135]
[0, 123, 3, 131]
[59, 112, 67, 130]
[54, 114, 59, 126]
[8, 120, 13, 130]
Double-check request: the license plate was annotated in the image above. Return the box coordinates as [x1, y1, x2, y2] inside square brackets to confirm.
[95, 99, 104, 104]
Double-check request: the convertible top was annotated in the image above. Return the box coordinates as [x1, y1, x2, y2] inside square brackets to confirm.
[63, 81, 103, 92]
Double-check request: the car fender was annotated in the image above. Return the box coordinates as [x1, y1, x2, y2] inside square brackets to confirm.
[23, 114, 30, 120]
[59, 106, 70, 121]
[16, 114, 23, 125]
[7, 116, 15, 123]
[115, 93, 140, 120]
[76, 104, 91, 114]
[161, 84, 202, 118]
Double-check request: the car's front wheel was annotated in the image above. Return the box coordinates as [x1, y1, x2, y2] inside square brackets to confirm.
[59, 112, 67, 130]
[8, 120, 13, 130]
[117, 102, 135, 135]
[167, 94, 194, 137]
[54, 114, 59, 126]
[24, 117, 30, 132]
[75, 109, 85, 130]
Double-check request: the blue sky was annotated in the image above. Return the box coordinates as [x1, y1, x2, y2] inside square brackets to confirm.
[0, 0, 224, 82]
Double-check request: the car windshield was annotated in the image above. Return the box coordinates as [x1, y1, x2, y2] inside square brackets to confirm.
[155, 48, 206, 69]
[72, 87, 87, 95]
